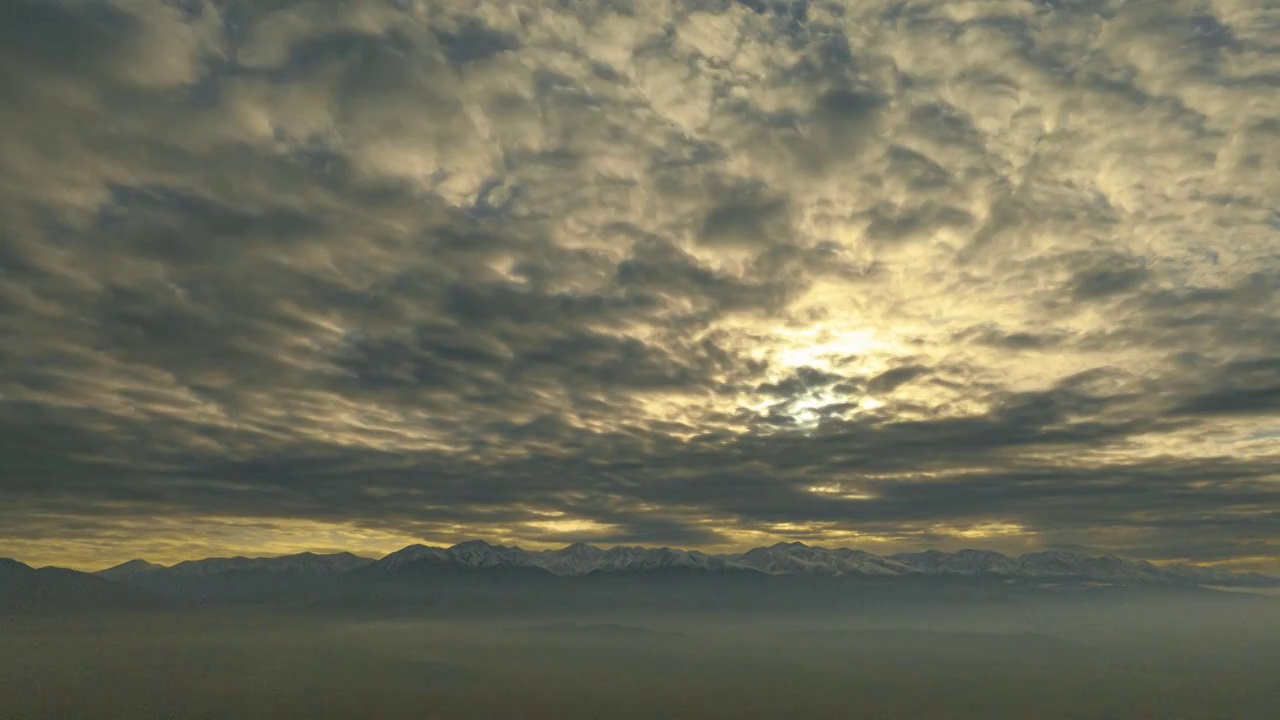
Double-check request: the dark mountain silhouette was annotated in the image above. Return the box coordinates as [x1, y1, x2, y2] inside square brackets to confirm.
[0, 558, 168, 614]
[3, 541, 1272, 615]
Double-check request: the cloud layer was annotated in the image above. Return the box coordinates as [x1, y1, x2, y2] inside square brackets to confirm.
[1, 0, 1277, 570]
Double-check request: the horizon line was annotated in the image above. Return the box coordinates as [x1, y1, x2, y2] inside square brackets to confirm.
[3, 539, 1256, 575]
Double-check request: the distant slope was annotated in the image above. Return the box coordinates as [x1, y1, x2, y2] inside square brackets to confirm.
[356, 540, 1278, 587]
[78, 541, 1277, 587]
[8, 541, 1272, 612]
[93, 552, 375, 603]
[96, 559, 164, 582]
[0, 558, 167, 614]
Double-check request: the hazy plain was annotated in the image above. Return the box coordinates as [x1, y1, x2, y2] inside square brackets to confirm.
[2, 594, 1277, 720]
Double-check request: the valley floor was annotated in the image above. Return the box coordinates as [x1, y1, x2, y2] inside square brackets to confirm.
[2, 605, 1277, 719]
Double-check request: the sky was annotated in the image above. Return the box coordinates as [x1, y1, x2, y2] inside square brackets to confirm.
[0, 0, 1277, 572]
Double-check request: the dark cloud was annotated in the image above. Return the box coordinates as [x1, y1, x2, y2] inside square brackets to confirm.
[699, 180, 792, 249]
[867, 366, 929, 394]
[435, 18, 521, 66]
[0, 0, 1277, 571]
[1070, 263, 1151, 301]
[1171, 358, 1280, 417]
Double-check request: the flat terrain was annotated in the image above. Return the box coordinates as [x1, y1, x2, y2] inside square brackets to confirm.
[2, 601, 1278, 719]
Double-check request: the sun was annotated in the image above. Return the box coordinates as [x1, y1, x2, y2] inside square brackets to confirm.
[735, 323, 903, 428]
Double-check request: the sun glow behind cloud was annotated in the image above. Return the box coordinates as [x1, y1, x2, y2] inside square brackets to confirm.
[772, 327, 892, 375]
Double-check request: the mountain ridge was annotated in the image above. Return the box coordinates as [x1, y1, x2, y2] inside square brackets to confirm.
[62, 541, 1276, 587]
[4, 542, 1277, 615]
[0, 558, 169, 614]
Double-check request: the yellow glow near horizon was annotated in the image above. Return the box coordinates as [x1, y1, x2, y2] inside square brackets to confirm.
[524, 518, 617, 535]
[938, 522, 1030, 539]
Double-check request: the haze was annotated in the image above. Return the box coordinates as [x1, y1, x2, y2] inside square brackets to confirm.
[5, 595, 1280, 719]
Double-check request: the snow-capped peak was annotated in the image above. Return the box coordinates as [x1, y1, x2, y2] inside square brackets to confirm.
[98, 540, 1268, 587]
[534, 543, 605, 575]
[445, 540, 532, 569]
[889, 549, 1020, 576]
[376, 544, 450, 570]
[737, 544, 911, 576]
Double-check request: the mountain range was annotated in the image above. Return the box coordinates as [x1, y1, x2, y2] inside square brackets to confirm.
[95, 540, 1272, 584]
[3, 541, 1276, 614]
[0, 557, 166, 613]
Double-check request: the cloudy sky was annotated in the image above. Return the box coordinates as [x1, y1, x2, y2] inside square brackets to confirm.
[1, 0, 1277, 571]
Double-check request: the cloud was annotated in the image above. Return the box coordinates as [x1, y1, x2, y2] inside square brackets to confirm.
[0, 0, 1277, 571]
